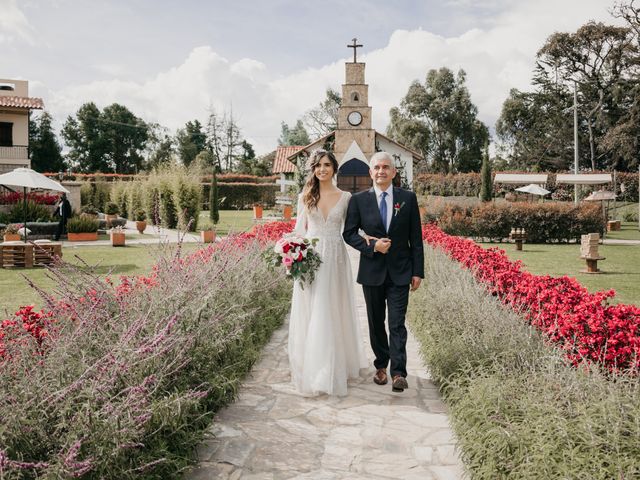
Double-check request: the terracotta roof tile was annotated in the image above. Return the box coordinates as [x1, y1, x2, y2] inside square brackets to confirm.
[0, 95, 44, 109]
[273, 145, 303, 173]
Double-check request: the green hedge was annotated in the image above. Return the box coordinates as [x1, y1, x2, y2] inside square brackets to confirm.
[80, 181, 111, 212]
[414, 171, 640, 202]
[203, 183, 278, 209]
[6, 201, 53, 223]
[408, 247, 640, 479]
[437, 202, 605, 242]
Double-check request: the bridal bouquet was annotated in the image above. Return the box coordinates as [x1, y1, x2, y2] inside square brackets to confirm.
[264, 234, 322, 289]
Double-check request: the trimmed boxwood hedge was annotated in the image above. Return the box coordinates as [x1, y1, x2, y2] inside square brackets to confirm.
[437, 202, 605, 243]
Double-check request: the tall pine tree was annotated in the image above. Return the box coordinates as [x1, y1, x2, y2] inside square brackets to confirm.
[480, 144, 493, 202]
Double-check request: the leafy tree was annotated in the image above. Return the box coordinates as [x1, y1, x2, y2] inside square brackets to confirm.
[145, 126, 175, 170]
[29, 111, 65, 172]
[480, 144, 493, 202]
[536, 21, 637, 170]
[303, 88, 342, 137]
[278, 120, 310, 146]
[387, 67, 489, 173]
[61, 102, 149, 173]
[176, 119, 206, 167]
[495, 87, 577, 171]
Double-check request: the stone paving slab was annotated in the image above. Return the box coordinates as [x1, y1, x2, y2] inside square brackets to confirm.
[184, 249, 465, 479]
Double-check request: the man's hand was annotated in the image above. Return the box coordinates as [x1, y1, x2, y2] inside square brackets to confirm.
[373, 238, 391, 254]
[410, 276, 422, 292]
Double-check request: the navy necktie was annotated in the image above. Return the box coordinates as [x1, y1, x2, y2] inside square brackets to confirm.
[379, 191, 388, 231]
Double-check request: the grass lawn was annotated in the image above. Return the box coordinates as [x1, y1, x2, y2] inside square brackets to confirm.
[605, 221, 640, 241]
[481, 241, 640, 306]
[198, 209, 286, 235]
[0, 243, 201, 316]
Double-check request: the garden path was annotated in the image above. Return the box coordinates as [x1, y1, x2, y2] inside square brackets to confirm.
[184, 248, 464, 480]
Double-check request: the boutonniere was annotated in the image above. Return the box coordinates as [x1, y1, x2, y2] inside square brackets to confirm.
[393, 202, 405, 217]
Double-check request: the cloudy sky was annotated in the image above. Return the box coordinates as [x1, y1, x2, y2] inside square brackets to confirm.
[0, 0, 622, 154]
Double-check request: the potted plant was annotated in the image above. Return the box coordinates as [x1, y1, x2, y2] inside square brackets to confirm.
[199, 219, 216, 243]
[104, 202, 119, 227]
[2, 224, 21, 242]
[66, 216, 100, 241]
[80, 204, 99, 218]
[110, 225, 126, 246]
[135, 209, 147, 234]
[253, 203, 263, 220]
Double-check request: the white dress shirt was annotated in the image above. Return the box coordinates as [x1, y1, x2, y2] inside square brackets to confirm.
[373, 185, 393, 231]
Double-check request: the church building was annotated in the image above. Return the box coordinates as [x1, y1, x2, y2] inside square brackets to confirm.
[274, 40, 422, 193]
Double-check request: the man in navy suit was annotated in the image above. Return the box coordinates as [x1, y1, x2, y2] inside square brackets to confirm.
[343, 151, 424, 392]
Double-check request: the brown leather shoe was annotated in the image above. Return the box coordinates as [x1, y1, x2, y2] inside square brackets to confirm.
[392, 375, 408, 392]
[373, 368, 388, 385]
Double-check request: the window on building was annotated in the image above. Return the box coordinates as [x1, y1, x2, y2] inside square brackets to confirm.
[351, 92, 359, 102]
[0, 122, 13, 147]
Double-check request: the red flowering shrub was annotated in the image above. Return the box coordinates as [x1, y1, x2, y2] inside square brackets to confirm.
[0, 191, 59, 205]
[423, 224, 640, 372]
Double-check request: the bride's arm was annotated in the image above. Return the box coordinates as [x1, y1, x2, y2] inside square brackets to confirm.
[293, 193, 307, 236]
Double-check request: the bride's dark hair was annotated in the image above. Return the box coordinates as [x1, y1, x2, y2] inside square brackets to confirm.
[302, 149, 339, 210]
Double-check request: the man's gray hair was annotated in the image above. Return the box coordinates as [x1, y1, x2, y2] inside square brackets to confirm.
[369, 151, 395, 168]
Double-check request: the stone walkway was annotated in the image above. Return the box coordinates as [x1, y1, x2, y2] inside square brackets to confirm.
[184, 250, 465, 480]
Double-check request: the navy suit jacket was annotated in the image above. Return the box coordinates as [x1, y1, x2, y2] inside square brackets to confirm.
[343, 187, 424, 286]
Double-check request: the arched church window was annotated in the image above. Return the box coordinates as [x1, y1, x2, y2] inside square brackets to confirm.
[351, 92, 359, 102]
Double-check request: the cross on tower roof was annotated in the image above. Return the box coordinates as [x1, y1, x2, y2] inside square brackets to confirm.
[347, 38, 363, 63]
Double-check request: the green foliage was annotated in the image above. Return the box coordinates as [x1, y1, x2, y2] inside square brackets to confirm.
[159, 180, 178, 229]
[104, 201, 119, 215]
[176, 119, 207, 167]
[408, 248, 640, 479]
[80, 204, 98, 215]
[109, 181, 128, 217]
[217, 183, 277, 209]
[302, 87, 342, 137]
[437, 202, 606, 242]
[387, 67, 489, 173]
[66, 215, 100, 233]
[134, 209, 146, 221]
[29, 111, 66, 172]
[210, 168, 219, 224]
[61, 102, 149, 173]
[7, 201, 53, 222]
[173, 176, 202, 231]
[80, 181, 111, 212]
[126, 181, 144, 220]
[278, 119, 311, 146]
[479, 145, 492, 202]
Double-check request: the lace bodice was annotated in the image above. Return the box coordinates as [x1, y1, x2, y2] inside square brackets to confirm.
[294, 191, 351, 239]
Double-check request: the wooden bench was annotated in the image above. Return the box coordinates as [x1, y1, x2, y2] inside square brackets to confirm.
[0, 241, 62, 268]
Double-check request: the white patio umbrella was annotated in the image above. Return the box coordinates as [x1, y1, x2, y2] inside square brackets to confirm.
[515, 184, 551, 196]
[0, 168, 69, 242]
[584, 190, 616, 224]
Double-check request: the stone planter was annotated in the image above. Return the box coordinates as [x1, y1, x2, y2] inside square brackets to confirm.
[67, 232, 98, 242]
[110, 232, 125, 246]
[3, 234, 20, 242]
[201, 230, 216, 243]
[136, 220, 147, 234]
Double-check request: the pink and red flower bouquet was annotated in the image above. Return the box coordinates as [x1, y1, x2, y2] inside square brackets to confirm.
[264, 234, 322, 289]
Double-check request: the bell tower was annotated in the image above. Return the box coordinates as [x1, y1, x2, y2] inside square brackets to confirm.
[334, 39, 375, 162]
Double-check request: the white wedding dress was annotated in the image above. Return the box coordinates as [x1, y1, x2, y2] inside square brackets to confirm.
[288, 191, 368, 396]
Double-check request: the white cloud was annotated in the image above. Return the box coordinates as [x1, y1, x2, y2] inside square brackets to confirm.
[40, 0, 617, 155]
[0, 0, 34, 44]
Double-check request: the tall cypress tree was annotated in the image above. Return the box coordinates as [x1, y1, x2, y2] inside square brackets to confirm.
[480, 144, 493, 202]
[209, 166, 219, 224]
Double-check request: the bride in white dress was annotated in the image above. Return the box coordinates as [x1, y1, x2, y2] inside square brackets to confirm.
[288, 149, 367, 396]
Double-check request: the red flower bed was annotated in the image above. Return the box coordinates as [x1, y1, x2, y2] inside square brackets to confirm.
[0, 220, 294, 364]
[422, 223, 640, 372]
[0, 191, 59, 205]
